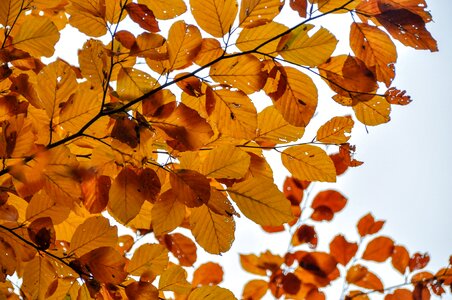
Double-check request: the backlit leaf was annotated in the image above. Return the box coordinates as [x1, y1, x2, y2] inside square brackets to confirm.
[291, 224, 318, 248]
[26, 191, 70, 225]
[12, 16, 59, 57]
[127, 243, 169, 276]
[117, 67, 159, 101]
[159, 233, 197, 267]
[167, 21, 202, 70]
[192, 262, 224, 286]
[70, 216, 118, 257]
[385, 289, 413, 300]
[67, 0, 106, 37]
[79, 247, 127, 285]
[357, 213, 385, 237]
[159, 264, 192, 294]
[282, 145, 336, 182]
[316, 116, 354, 144]
[152, 190, 186, 235]
[138, 0, 187, 20]
[190, 204, 235, 254]
[239, 0, 284, 28]
[22, 256, 57, 299]
[78, 39, 110, 88]
[236, 21, 288, 56]
[385, 87, 412, 105]
[315, 0, 361, 13]
[199, 145, 250, 179]
[362, 236, 394, 262]
[347, 264, 384, 290]
[242, 279, 268, 299]
[353, 95, 391, 126]
[409, 252, 430, 272]
[125, 3, 160, 32]
[125, 281, 159, 300]
[0, 0, 22, 27]
[391, 245, 410, 274]
[311, 190, 347, 221]
[190, 0, 238, 38]
[279, 24, 337, 67]
[228, 177, 292, 226]
[170, 169, 210, 208]
[329, 234, 358, 266]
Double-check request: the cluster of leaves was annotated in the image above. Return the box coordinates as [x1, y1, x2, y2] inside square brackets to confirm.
[0, 0, 449, 299]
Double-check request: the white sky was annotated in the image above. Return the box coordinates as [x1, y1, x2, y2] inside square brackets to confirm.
[49, 1, 452, 299]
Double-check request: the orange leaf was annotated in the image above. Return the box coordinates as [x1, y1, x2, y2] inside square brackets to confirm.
[242, 279, 268, 300]
[138, 0, 187, 20]
[21, 256, 57, 299]
[167, 21, 202, 70]
[79, 247, 127, 285]
[362, 236, 394, 262]
[190, 0, 238, 38]
[27, 217, 55, 250]
[192, 262, 224, 286]
[152, 190, 186, 235]
[409, 252, 430, 272]
[291, 225, 318, 248]
[159, 233, 197, 267]
[125, 3, 160, 32]
[391, 245, 410, 274]
[188, 285, 236, 299]
[127, 244, 169, 276]
[353, 95, 391, 126]
[385, 87, 412, 105]
[316, 116, 354, 144]
[311, 190, 347, 220]
[329, 235, 358, 266]
[348, 265, 384, 291]
[170, 169, 210, 208]
[290, 0, 307, 17]
[239, 0, 284, 28]
[357, 213, 385, 237]
[125, 281, 159, 300]
[385, 289, 413, 300]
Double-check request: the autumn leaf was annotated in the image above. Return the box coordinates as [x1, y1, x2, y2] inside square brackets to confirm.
[127, 243, 169, 276]
[362, 236, 395, 262]
[188, 285, 237, 299]
[159, 233, 197, 267]
[329, 235, 358, 266]
[239, 0, 284, 28]
[316, 116, 354, 144]
[199, 145, 251, 179]
[159, 264, 192, 294]
[357, 213, 385, 237]
[125, 3, 160, 32]
[192, 262, 224, 286]
[391, 245, 410, 274]
[190, 0, 238, 38]
[139, 0, 187, 20]
[242, 279, 268, 299]
[152, 190, 186, 235]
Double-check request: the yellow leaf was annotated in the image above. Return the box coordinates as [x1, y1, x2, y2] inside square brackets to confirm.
[78, 39, 110, 88]
[167, 21, 202, 70]
[239, 0, 284, 28]
[0, 0, 22, 27]
[350, 23, 397, 87]
[236, 21, 288, 57]
[127, 243, 169, 276]
[199, 145, 250, 179]
[117, 67, 159, 101]
[194, 38, 224, 66]
[282, 145, 336, 182]
[190, 0, 238, 38]
[108, 167, 147, 225]
[12, 16, 59, 57]
[314, 0, 361, 13]
[270, 66, 318, 127]
[353, 96, 391, 126]
[138, 0, 187, 20]
[227, 177, 292, 225]
[1, 114, 35, 158]
[128, 201, 154, 231]
[67, 0, 107, 37]
[190, 204, 235, 254]
[279, 24, 337, 67]
[36, 60, 78, 119]
[151, 190, 186, 236]
[188, 286, 237, 299]
[242, 279, 268, 299]
[26, 191, 70, 225]
[69, 215, 118, 257]
[5, 193, 27, 223]
[105, 0, 126, 24]
[158, 264, 192, 294]
[22, 256, 57, 300]
[255, 106, 305, 145]
[210, 54, 265, 94]
[207, 87, 258, 139]
[316, 116, 354, 144]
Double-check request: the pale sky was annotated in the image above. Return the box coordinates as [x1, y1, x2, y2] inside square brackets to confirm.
[49, 1, 452, 299]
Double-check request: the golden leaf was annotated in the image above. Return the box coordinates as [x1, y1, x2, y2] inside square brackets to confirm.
[362, 236, 395, 262]
[105, 0, 126, 24]
[279, 24, 337, 67]
[316, 116, 354, 144]
[282, 145, 336, 182]
[67, 0, 107, 37]
[188, 285, 237, 299]
[22, 256, 57, 299]
[227, 177, 292, 225]
[314, 0, 361, 13]
[25, 191, 70, 225]
[69, 215, 118, 257]
[170, 169, 210, 208]
[0, 0, 22, 27]
[159, 233, 198, 267]
[199, 145, 250, 179]
[192, 262, 224, 286]
[117, 67, 159, 101]
[127, 243, 169, 276]
[190, 204, 235, 254]
[194, 38, 224, 66]
[190, 0, 238, 38]
[167, 21, 202, 70]
[138, 0, 187, 20]
[239, 0, 284, 28]
[352, 95, 391, 126]
[151, 190, 186, 236]
[158, 264, 192, 294]
[78, 39, 110, 88]
[242, 279, 268, 300]
[210, 54, 266, 94]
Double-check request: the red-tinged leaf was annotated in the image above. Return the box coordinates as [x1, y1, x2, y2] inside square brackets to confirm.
[329, 235, 358, 266]
[348, 265, 384, 291]
[81, 172, 111, 214]
[409, 253, 430, 272]
[292, 224, 318, 248]
[281, 272, 301, 295]
[125, 3, 160, 32]
[413, 283, 431, 300]
[159, 233, 197, 267]
[362, 236, 394, 262]
[79, 247, 128, 285]
[294, 252, 340, 287]
[242, 279, 268, 300]
[385, 87, 412, 105]
[290, 0, 307, 17]
[357, 213, 385, 237]
[311, 190, 347, 215]
[125, 281, 159, 300]
[391, 245, 410, 274]
[192, 262, 224, 286]
[385, 289, 413, 300]
[170, 169, 210, 208]
[27, 217, 55, 250]
[346, 265, 368, 284]
[283, 176, 309, 206]
[411, 271, 434, 283]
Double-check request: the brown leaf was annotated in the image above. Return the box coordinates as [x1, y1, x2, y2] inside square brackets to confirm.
[311, 190, 347, 221]
[292, 225, 318, 249]
[290, 0, 307, 17]
[170, 169, 210, 208]
[409, 253, 430, 272]
[125, 3, 160, 32]
[79, 247, 128, 285]
[27, 217, 55, 250]
[385, 87, 412, 105]
[159, 233, 197, 267]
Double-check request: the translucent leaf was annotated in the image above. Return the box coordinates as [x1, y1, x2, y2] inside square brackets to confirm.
[347, 265, 384, 290]
[66, 0, 107, 37]
[239, 0, 284, 28]
[22, 256, 57, 299]
[151, 190, 186, 235]
[105, 0, 126, 24]
[357, 213, 385, 237]
[116, 67, 159, 101]
[125, 281, 159, 300]
[159, 264, 191, 294]
[167, 21, 202, 70]
[188, 285, 236, 299]
[70, 216, 118, 257]
[127, 243, 169, 276]
[138, 0, 187, 20]
[194, 38, 224, 66]
[385, 289, 413, 300]
[12, 16, 60, 57]
[210, 54, 266, 94]
[240, 254, 267, 276]
[159, 233, 197, 267]
[314, 0, 361, 13]
[192, 262, 224, 286]
[269, 66, 318, 127]
[0, 0, 22, 27]
[228, 177, 292, 226]
[291, 224, 317, 248]
[108, 167, 147, 225]
[290, 0, 307, 17]
[79, 247, 127, 284]
[316, 116, 354, 144]
[329, 234, 358, 266]
[236, 21, 288, 56]
[350, 23, 397, 87]
[190, 204, 235, 254]
[353, 95, 391, 126]
[282, 145, 336, 182]
[385, 87, 412, 105]
[362, 236, 395, 262]
[242, 279, 268, 299]
[199, 145, 250, 179]
[279, 24, 337, 67]
[255, 106, 305, 146]
[311, 190, 347, 221]
[206, 88, 258, 139]
[391, 245, 410, 274]
[78, 39, 110, 88]
[190, 0, 238, 37]
[409, 252, 430, 272]
[26, 191, 70, 225]
[170, 169, 210, 207]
